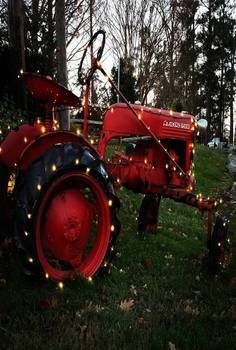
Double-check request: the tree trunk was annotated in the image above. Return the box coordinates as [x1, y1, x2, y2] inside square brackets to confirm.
[229, 51, 235, 144]
[8, 0, 26, 108]
[89, 0, 94, 104]
[55, 0, 69, 130]
[8, 0, 25, 71]
[32, 0, 39, 56]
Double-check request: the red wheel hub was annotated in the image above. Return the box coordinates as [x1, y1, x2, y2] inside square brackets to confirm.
[36, 171, 112, 281]
[43, 188, 93, 266]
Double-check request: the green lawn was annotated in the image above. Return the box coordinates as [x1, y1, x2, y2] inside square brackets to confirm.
[0, 145, 236, 350]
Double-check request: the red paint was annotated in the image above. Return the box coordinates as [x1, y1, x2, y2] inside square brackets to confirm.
[98, 103, 195, 194]
[23, 73, 81, 107]
[0, 123, 42, 167]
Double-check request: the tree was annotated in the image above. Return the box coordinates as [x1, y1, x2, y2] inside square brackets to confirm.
[198, 0, 236, 140]
[110, 58, 137, 104]
[55, 0, 69, 130]
[175, 0, 199, 114]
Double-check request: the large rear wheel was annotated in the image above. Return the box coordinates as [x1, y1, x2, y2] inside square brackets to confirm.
[14, 142, 120, 281]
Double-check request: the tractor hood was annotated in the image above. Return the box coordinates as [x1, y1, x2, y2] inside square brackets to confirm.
[102, 103, 195, 141]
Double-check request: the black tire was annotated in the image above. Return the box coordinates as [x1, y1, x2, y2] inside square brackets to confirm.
[207, 214, 229, 273]
[0, 161, 11, 242]
[14, 142, 120, 280]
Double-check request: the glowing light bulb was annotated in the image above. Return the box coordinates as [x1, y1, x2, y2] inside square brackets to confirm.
[111, 225, 115, 232]
[138, 114, 142, 120]
[37, 184, 41, 191]
[24, 231, 29, 236]
[86, 168, 90, 173]
[28, 257, 34, 263]
[87, 276, 93, 283]
[76, 128, 80, 135]
[75, 158, 79, 165]
[27, 213, 32, 219]
[45, 273, 49, 279]
[58, 282, 64, 290]
[52, 164, 56, 172]
[24, 137, 28, 143]
[41, 126, 46, 133]
[108, 199, 113, 207]
[217, 242, 221, 247]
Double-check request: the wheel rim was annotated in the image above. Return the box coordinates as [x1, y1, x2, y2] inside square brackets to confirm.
[36, 171, 111, 281]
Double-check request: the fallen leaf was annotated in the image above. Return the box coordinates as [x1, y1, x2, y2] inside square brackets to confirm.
[145, 308, 151, 313]
[164, 254, 173, 260]
[168, 342, 176, 350]
[230, 277, 236, 288]
[142, 258, 152, 269]
[231, 305, 236, 319]
[39, 296, 59, 310]
[0, 278, 6, 287]
[119, 298, 135, 312]
[79, 325, 87, 340]
[184, 304, 193, 314]
[138, 317, 145, 324]
[130, 285, 138, 296]
[184, 301, 200, 315]
[2, 238, 12, 248]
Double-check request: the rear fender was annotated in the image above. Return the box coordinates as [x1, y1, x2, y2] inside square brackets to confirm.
[0, 123, 42, 168]
[18, 131, 98, 171]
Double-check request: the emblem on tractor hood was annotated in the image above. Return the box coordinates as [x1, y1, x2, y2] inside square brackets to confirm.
[163, 120, 190, 130]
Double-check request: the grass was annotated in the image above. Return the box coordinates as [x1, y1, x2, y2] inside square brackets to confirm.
[0, 145, 236, 350]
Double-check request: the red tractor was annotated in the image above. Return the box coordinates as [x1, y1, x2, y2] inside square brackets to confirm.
[0, 31, 228, 282]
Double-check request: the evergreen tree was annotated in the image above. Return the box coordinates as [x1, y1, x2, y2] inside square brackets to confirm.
[198, 0, 235, 140]
[110, 58, 138, 104]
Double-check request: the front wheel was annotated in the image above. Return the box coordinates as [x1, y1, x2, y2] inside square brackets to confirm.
[14, 142, 120, 281]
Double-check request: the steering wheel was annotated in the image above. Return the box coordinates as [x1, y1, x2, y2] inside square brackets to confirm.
[78, 30, 106, 85]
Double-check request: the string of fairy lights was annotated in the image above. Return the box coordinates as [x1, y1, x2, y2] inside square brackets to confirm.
[0, 62, 229, 290]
